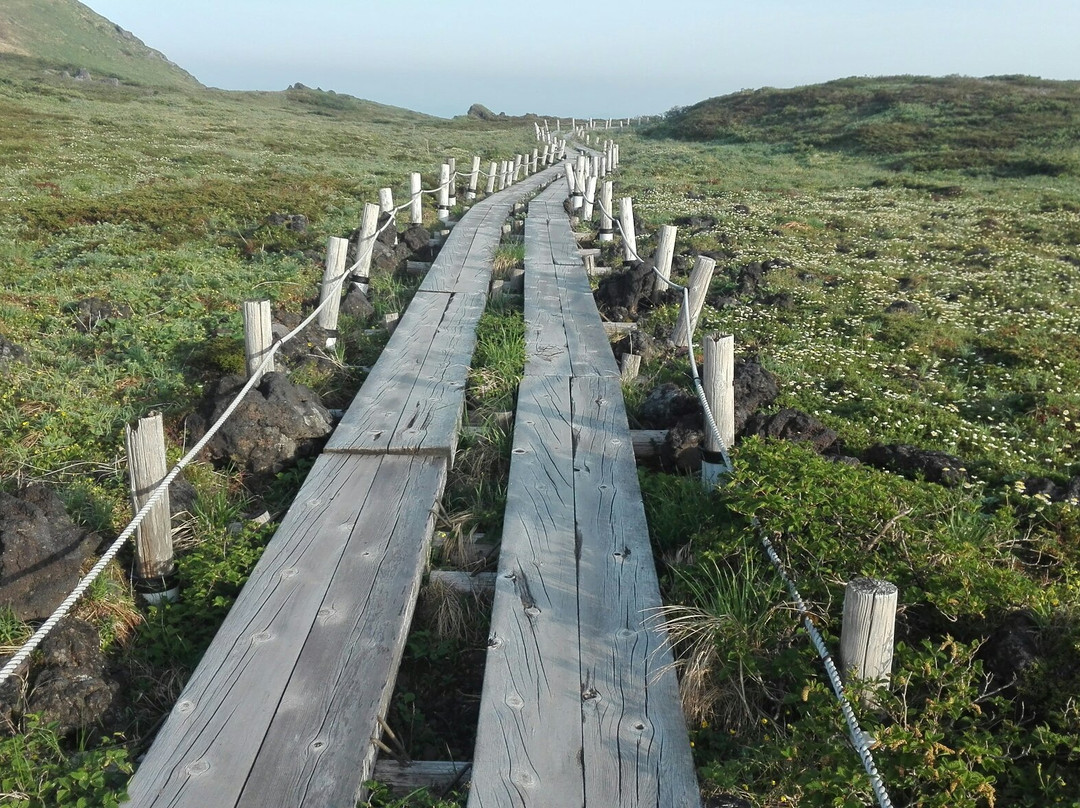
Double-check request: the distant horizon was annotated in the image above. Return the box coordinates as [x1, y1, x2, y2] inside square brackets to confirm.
[85, 1, 1080, 119]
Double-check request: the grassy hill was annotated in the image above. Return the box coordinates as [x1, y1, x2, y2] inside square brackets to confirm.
[0, 0, 201, 88]
[649, 75, 1080, 176]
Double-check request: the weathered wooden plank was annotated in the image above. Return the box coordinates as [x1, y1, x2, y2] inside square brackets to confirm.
[523, 211, 571, 378]
[571, 376, 701, 808]
[429, 569, 496, 596]
[530, 177, 583, 266]
[420, 220, 483, 293]
[326, 292, 487, 458]
[125, 454, 384, 807]
[420, 165, 560, 294]
[555, 261, 621, 379]
[238, 454, 447, 808]
[468, 375, 583, 808]
[373, 760, 472, 795]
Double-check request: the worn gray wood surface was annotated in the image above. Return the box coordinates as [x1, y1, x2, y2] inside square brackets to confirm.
[421, 164, 561, 294]
[127, 454, 441, 806]
[468, 375, 583, 808]
[523, 182, 619, 379]
[237, 454, 446, 808]
[469, 173, 700, 807]
[523, 214, 571, 378]
[572, 375, 700, 808]
[325, 291, 486, 459]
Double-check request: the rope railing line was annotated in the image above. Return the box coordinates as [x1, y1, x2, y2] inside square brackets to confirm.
[760, 532, 895, 808]
[589, 158, 893, 808]
[0, 148, 551, 685]
[591, 185, 731, 471]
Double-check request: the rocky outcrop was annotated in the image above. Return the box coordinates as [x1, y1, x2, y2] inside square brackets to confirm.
[0, 487, 96, 622]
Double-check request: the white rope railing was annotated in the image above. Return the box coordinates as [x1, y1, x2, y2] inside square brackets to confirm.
[0, 149, 545, 686]
[591, 187, 731, 471]
[588, 153, 894, 808]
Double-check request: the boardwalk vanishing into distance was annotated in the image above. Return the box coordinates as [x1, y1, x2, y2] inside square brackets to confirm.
[126, 152, 699, 807]
[468, 178, 700, 807]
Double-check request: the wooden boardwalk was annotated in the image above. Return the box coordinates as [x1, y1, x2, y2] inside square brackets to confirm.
[468, 181, 702, 807]
[124, 163, 563, 808]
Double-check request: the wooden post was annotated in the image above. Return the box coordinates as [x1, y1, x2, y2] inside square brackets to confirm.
[354, 202, 379, 295]
[620, 353, 641, 382]
[840, 578, 898, 707]
[653, 224, 678, 294]
[410, 172, 422, 225]
[571, 162, 583, 211]
[701, 333, 734, 488]
[486, 161, 498, 194]
[497, 160, 508, 191]
[540, 143, 549, 166]
[565, 163, 576, 199]
[378, 187, 397, 246]
[531, 147, 538, 174]
[513, 153, 523, 182]
[317, 236, 350, 344]
[671, 256, 716, 348]
[599, 180, 614, 242]
[378, 187, 394, 214]
[618, 196, 638, 262]
[437, 163, 451, 221]
[582, 175, 597, 222]
[243, 299, 274, 382]
[447, 157, 457, 207]
[467, 155, 480, 200]
[126, 412, 177, 603]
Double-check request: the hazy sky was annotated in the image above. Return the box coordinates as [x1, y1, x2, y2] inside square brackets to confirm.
[86, 1, 1080, 119]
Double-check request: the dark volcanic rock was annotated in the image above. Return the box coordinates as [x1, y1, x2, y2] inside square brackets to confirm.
[0, 487, 96, 622]
[704, 796, 752, 808]
[369, 240, 410, 273]
[467, 103, 498, 120]
[611, 330, 664, 364]
[402, 224, 431, 252]
[638, 383, 699, 428]
[69, 298, 132, 332]
[267, 213, 308, 233]
[885, 300, 921, 315]
[671, 214, 718, 232]
[25, 618, 123, 736]
[0, 335, 24, 366]
[863, 443, 969, 486]
[377, 213, 397, 247]
[341, 284, 376, 320]
[1021, 475, 1080, 504]
[593, 261, 656, 321]
[169, 474, 198, 529]
[188, 372, 333, 476]
[663, 422, 705, 473]
[734, 358, 780, 435]
[763, 291, 796, 309]
[735, 262, 766, 297]
[744, 408, 838, 453]
[981, 610, 1040, 686]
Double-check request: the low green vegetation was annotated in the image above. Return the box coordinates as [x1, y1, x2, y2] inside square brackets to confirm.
[617, 77, 1080, 807]
[4, 12, 1080, 801]
[0, 31, 542, 807]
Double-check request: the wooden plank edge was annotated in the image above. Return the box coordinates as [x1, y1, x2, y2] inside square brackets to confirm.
[371, 760, 471, 796]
